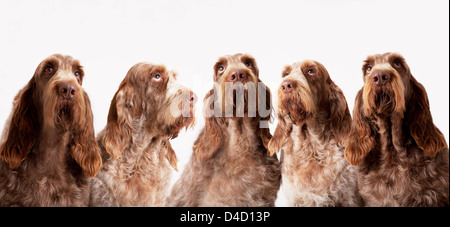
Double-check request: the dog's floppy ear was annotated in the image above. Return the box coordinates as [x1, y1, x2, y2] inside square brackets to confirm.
[326, 80, 352, 145]
[345, 89, 377, 166]
[165, 141, 178, 171]
[268, 115, 290, 157]
[257, 81, 273, 152]
[193, 89, 225, 162]
[193, 117, 224, 163]
[405, 77, 447, 157]
[102, 81, 134, 160]
[0, 78, 39, 169]
[70, 91, 102, 177]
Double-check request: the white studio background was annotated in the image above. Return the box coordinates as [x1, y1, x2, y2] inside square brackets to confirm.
[0, 0, 448, 207]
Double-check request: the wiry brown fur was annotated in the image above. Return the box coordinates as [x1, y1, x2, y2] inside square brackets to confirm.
[268, 60, 362, 206]
[0, 54, 102, 206]
[167, 54, 281, 207]
[89, 63, 196, 206]
[345, 53, 449, 206]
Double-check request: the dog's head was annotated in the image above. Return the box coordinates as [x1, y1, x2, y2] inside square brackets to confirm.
[102, 63, 196, 166]
[268, 60, 351, 156]
[194, 53, 273, 162]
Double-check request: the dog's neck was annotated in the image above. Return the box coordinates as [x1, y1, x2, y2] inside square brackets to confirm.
[370, 111, 406, 153]
[112, 119, 171, 179]
[32, 125, 71, 170]
[287, 111, 329, 140]
[290, 119, 327, 147]
[223, 117, 260, 156]
[127, 118, 170, 155]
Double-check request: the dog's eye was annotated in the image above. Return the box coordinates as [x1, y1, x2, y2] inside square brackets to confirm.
[218, 66, 225, 72]
[154, 74, 161, 80]
[282, 72, 289, 78]
[74, 71, 80, 77]
[393, 61, 402, 68]
[245, 61, 252, 67]
[366, 66, 372, 74]
[307, 69, 314, 76]
[45, 66, 53, 73]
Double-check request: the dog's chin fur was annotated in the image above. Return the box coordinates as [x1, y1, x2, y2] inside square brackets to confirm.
[370, 87, 397, 117]
[166, 114, 195, 139]
[44, 85, 86, 130]
[219, 74, 259, 117]
[53, 100, 80, 130]
[280, 98, 313, 124]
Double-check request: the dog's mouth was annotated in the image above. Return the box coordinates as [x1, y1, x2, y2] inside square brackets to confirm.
[58, 101, 72, 116]
[178, 113, 195, 128]
[279, 96, 313, 124]
[232, 85, 249, 108]
[54, 99, 77, 129]
[166, 113, 195, 139]
[370, 86, 396, 115]
[277, 83, 315, 124]
[222, 81, 254, 116]
[364, 81, 403, 117]
[163, 94, 196, 138]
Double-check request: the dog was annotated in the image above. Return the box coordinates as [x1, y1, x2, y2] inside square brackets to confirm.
[167, 53, 281, 207]
[89, 63, 196, 206]
[0, 54, 101, 206]
[345, 52, 449, 206]
[268, 60, 362, 206]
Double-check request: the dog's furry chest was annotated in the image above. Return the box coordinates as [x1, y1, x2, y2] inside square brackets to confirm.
[281, 124, 354, 206]
[198, 120, 278, 206]
[283, 124, 345, 174]
[0, 148, 89, 207]
[358, 146, 449, 207]
[92, 142, 172, 207]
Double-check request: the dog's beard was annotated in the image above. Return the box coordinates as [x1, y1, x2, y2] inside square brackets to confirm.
[277, 82, 315, 124]
[373, 87, 396, 116]
[44, 93, 85, 131]
[279, 96, 313, 124]
[168, 114, 195, 139]
[363, 81, 405, 117]
[163, 94, 196, 139]
[55, 101, 74, 129]
[222, 82, 255, 118]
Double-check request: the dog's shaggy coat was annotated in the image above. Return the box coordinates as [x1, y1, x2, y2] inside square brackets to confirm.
[345, 53, 449, 207]
[167, 54, 281, 207]
[268, 60, 362, 206]
[0, 54, 101, 206]
[89, 63, 196, 207]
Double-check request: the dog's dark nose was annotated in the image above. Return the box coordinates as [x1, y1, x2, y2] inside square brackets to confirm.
[186, 91, 197, 105]
[228, 69, 248, 83]
[281, 80, 294, 93]
[58, 82, 77, 100]
[372, 70, 391, 86]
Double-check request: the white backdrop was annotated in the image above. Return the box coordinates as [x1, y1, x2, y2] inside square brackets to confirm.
[0, 0, 448, 207]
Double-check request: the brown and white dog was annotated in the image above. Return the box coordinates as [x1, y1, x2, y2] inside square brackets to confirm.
[268, 60, 362, 206]
[89, 63, 196, 207]
[167, 53, 281, 207]
[0, 54, 102, 206]
[345, 53, 449, 206]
